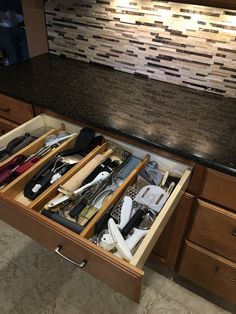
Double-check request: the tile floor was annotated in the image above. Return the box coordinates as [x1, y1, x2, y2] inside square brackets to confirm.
[0, 220, 234, 314]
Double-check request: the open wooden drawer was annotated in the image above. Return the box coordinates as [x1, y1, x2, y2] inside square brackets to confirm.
[0, 114, 192, 302]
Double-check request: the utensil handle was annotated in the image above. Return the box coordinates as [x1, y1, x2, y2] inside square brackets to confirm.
[41, 209, 84, 233]
[62, 153, 111, 191]
[117, 196, 133, 229]
[125, 228, 148, 251]
[15, 157, 40, 175]
[122, 206, 147, 237]
[70, 198, 88, 218]
[55, 245, 87, 268]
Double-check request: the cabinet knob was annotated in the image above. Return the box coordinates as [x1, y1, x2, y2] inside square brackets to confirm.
[55, 244, 87, 268]
[0, 107, 10, 113]
[232, 229, 236, 237]
[214, 266, 236, 283]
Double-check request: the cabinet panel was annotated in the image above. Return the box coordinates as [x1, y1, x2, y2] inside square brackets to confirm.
[201, 169, 236, 212]
[0, 117, 18, 136]
[0, 94, 34, 124]
[151, 193, 194, 269]
[189, 200, 236, 262]
[179, 241, 236, 304]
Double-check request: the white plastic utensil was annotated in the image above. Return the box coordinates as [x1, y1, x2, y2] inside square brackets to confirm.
[48, 171, 110, 208]
[99, 218, 133, 262]
[116, 196, 133, 229]
[125, 211, 156, 251]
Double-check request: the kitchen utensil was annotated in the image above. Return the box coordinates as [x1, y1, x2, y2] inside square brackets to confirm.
[56, 149, 113, 193]
[44, 131, 76, 147]
[24, 154, 82, 200]
[41, 209, 84, 234]
[110, 186, 138, 222]
[48, 171, 110, 209]
[0, 131, 76, 187]
[0, 155, 26, 186]
[95, 204, 115, 235]
[86, 155, 142, 222]
[125, 210, 156, 252]
[58, 127, 96, 157]
[145, 168, 164, 186]
[23, 127, 98, 201]
[116, 196, 133, 229]
[68, 157, 132, 222]
[122, 185, 168, 237]
[161, 170, 169, 187]
[82, 158, 119, 185]
[99, 218, 133, 262]
[0, 133, 37, 162]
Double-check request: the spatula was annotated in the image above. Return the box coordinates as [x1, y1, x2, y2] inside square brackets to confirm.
[122, 185, 167, 237]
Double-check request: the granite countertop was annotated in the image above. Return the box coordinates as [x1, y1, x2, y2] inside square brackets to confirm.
[0, 53, 236, 176]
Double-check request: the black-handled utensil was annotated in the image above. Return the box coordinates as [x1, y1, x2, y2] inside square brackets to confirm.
[41, 209, 84, 234]
[69, 198, 88, 218]
[122, 205, 148, 237]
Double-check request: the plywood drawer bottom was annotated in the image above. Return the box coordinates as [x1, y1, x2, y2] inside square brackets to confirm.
[179, 241, 236, 304]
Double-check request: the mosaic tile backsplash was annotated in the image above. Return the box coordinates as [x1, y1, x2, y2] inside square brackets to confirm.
[45, 0, 236, 98]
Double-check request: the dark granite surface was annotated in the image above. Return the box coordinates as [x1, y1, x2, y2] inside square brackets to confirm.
[0, 54, 236, 176]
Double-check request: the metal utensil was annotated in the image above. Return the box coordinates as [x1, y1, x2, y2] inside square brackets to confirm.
[48, 171, 110, 209]
[122, 185, 167, 237]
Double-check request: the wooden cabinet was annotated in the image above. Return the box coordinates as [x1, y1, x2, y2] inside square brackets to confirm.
[0, 117, 18, 135]
[0, 94, 34, 124]
[201, 169, 236, 213]
[180, 166, 236, 303]
[189, 200, 236, 262]
[179, 241, 236, 304]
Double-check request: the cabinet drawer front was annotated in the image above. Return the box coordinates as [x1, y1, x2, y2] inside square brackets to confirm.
[0, 194, 143, 302]
[189, 200, 236, 262]
[0, 113, 192, 302]
[0, 94, 34, 124]
[201, 169, 236, 212]
[0, 117, 18, 135]
[179, 241, 236, 304]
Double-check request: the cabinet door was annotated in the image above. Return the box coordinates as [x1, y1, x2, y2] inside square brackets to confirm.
[0, 94, 33, 124]
[150, 193, 194, 269]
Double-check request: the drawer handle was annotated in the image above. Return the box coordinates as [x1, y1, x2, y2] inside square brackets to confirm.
[214, 267, 236, 283]
[0, 108, 10, 113]
[55, 244, 87, 268]
[232, 230, 236, 237]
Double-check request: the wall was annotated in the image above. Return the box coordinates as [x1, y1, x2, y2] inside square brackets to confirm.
[45, 0, 236, 98]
